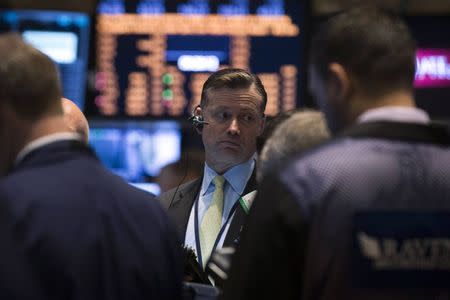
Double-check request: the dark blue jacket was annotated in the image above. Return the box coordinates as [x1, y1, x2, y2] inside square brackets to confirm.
[223, 121, 450, 300]
[0, 140, 182, 300]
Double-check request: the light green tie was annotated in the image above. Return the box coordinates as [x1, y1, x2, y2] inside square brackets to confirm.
[200, 175, 225, 267]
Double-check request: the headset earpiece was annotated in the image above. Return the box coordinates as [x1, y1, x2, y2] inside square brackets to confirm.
[188, 105, 209, 131]
[188, 115, 206, 130]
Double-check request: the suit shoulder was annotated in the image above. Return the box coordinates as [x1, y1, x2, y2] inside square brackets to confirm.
[158, 178, 201, 209]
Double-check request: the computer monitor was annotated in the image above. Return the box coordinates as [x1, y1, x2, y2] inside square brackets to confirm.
[90, 0, 307, 118]
[407, 16, 450, 120]
[0, 10, 90, 110]
[88, 120, 182, 195]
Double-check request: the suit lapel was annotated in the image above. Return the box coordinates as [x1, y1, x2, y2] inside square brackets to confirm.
[167, 179, 202, 242]
[223, 169, 258, 247]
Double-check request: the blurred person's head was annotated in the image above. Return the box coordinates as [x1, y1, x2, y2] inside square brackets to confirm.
[256, 109, 298, 154]
[62, 98, 89, 144]
[157, 149, 204, 193]
[257, 109, 330, 182]
[193, 68, 266, 174]
[0, 33, 65, 176]
[309, 7, 417, 134]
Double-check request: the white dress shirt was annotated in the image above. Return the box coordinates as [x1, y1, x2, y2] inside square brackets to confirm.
[357, 106, 430, 124]
[15, 132, 83, 166]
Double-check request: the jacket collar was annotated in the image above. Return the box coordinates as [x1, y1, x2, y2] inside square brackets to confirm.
[201, 155, 256, 197]
[15, 133, 83, 166]
[340, 121, 450, 146]
[12, 139, 97, 173]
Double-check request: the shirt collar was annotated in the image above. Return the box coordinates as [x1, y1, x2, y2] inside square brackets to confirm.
[15, 132, 83, 166]
[357, 106, 430, 124]
[201, 154, 256, 196]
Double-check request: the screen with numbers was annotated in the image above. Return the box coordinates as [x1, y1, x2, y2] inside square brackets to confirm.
[92, 0, 306, 118]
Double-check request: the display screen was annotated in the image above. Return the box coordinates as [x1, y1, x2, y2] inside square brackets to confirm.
[415, 49, 450, 88]
[0, 10, 91, 110]
[92, 0, 305, 117]
[88, 120, 182, 194]
[23, 30, 78, 63]
[407, 16, 450, 120]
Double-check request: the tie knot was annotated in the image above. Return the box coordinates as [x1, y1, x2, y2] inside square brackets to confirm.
[213, 175, 225, 189]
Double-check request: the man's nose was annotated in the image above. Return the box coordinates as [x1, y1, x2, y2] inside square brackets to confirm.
[227, 118, 240, 135]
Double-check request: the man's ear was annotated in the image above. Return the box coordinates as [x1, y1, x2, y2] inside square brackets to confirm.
[258, 114, 266, 136]
[328, 62, 351, 103]
[194, 105, 202, 117]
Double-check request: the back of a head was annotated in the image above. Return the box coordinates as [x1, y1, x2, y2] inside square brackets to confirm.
[200, 68, 267, 112]
[61, 98, 89, 143]
[258, 110, 330, 181]
[310, 6, 416, 97]
[257, 109, 298, 153]
[0, 33, 62, 120]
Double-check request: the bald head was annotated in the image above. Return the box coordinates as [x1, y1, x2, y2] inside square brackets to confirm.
[61, 98, 89, 143]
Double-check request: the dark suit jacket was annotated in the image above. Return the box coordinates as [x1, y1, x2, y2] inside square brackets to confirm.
[160, 169, 257, 249]
[0, 140, 182, 300]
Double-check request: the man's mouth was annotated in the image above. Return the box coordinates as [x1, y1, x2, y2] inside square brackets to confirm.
[219, 140, 241, 148]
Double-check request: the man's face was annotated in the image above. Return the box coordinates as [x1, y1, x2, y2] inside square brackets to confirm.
[200, 87, 265, 173]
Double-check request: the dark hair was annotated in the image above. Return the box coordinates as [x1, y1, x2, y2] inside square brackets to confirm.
[0, 33, 62, 120]
[200, 68, 267, 113]
[310, 7, 417, 97]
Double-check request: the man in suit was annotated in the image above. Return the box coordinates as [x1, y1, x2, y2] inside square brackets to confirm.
[223, 7, 450, 300]
[160, 68, 266, 270]
[0, 33, 182, 299]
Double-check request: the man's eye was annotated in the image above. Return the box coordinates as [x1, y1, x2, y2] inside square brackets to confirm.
[218, 112, 231, 120]
[241, 114, 255, 122]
